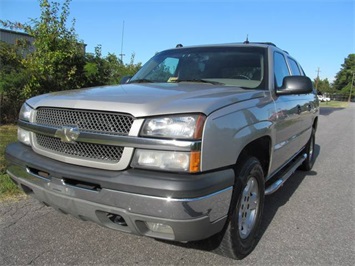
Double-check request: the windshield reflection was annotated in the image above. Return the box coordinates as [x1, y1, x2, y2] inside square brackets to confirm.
[130, 46, 266, 89]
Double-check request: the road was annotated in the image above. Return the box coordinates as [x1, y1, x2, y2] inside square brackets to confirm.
[1, 104, 354, 265]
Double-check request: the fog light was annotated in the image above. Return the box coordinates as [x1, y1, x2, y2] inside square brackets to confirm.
[145, 222, 174, 235]
[18, 127, 31, 145]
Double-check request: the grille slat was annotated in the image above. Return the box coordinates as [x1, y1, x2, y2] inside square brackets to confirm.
[36, 134, 123, 163]
[34, 108, 134, 165]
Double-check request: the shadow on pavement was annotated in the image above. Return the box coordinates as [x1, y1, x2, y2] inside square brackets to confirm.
[159, 144, 321, 257]
[259, 144, 321, 237]
[320, 107, 345, 116]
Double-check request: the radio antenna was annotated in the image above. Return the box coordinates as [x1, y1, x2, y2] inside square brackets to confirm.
[244, 34, 249, 44]
[119, 20, 125, 63]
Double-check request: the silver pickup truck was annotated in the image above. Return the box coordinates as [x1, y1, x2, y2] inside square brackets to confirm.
[6, 42, 319, 259]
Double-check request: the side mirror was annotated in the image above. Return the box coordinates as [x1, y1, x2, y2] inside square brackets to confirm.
[276, 76, 313, 95]
[120, 76, 132, 84]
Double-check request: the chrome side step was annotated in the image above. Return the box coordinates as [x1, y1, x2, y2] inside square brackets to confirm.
[265, 153, 307, 195]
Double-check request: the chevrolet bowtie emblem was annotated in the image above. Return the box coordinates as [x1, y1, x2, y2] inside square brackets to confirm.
[55, 126, 80, 143]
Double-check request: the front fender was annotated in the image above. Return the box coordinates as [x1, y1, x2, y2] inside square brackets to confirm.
[201, 100, 274, 171]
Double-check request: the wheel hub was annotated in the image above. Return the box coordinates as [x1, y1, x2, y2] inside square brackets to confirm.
[238, 176, 260, 239]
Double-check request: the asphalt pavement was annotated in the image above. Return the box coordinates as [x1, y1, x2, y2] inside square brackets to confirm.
[1, 103, 354, 265]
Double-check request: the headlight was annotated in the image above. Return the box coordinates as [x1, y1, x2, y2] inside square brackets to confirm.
[19, 103, 33, 121]
[141, 114, 205, 139]
[136, 114, 205, 172]
[18, 103, 33, 145]
[131, 149, 200, 173]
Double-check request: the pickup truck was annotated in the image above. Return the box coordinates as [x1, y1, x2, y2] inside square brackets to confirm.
[6, 42, 319, 259]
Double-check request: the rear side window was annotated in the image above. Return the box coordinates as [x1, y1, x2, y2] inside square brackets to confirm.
[288, 58, 301, 75]
[274, 52, 290, 88]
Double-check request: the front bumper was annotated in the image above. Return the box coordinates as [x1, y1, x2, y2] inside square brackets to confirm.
[6, 142, 235, 241]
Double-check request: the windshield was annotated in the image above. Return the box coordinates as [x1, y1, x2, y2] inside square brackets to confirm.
[130, 47, 266, 89]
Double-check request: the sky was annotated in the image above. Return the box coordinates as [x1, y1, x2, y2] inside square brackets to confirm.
[1, 0, 354, 82]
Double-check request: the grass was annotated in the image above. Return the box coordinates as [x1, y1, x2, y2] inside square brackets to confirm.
[319, 101, 349, 108]
[0, 125, 24, 201]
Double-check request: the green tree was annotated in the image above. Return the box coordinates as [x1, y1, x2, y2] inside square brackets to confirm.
[118, 53, 142, 83]
[84, 51, 142, 86]
[314, 78, 333, 94]
[83, 45, 110, 87]
[0, 0, 142, 123]
[0, 42, 29, 123]
[333, 54, 355, 92]
[126, 53, 142, 74]
[1, 0, 86, 98]
[104, 53, 123, 84]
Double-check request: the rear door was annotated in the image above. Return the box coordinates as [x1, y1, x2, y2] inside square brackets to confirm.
[270, 52, 306, 174]
[286, 56, 315, 149]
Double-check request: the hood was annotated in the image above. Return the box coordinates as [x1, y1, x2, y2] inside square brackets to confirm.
[27, 83, 265, 117]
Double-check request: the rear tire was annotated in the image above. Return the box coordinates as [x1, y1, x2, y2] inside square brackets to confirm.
[299, 128, 315, 171]
[213, 157, 265, 259]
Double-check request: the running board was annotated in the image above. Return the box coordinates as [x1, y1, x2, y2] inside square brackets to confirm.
[265, 153, 307, 195]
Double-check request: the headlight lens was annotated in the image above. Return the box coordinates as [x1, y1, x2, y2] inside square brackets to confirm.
[137, 114, 205, 172]
[18, 127, 31, 145]
[19, 103, 33, 121]
[131, 149, 200, 173]
[141, 114, 205, 139]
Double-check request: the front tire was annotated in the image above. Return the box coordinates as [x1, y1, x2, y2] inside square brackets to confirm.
[299, 128, 315, 171]
[213, 157, 265, 259]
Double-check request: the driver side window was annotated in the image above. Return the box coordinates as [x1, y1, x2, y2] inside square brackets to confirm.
[274, 52, 290, 88]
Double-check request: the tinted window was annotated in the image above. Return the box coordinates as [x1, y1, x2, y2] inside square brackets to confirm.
[288, 58, 301, 75]
[274, 52, 290, 88]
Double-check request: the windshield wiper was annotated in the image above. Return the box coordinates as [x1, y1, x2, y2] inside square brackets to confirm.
[128, 79, 155, 84]
[173, 79, 224, 85]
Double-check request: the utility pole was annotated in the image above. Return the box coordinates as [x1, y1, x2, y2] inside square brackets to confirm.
[119, 20, 125, 64]
[348, 72, 355, 103]
[315, 67, 321, 90]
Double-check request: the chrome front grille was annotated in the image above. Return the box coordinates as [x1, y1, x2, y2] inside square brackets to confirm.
[36, 134, 123, 163]
[33, 108, 135, 167]
[36, 107, 134, 135]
